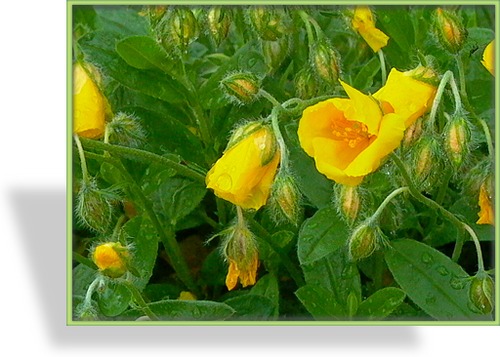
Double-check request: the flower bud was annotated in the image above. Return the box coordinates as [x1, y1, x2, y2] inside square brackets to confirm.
[226, 121, 262, 150]
[220, 71, 261, 105]
[403, 117, 423, 148]
[412, 136, 442, 189]
[106, 112, 146, 148]
[75, 179, 116, 233]
[73, 62, 106, 139]
[348, 221, 381, 261]
[269, 173, 301, 226]
[141, 5, 168, 29]
[207, 6, 231, 47]
[92, 242, 130, 278]
[262, 38, 289, 74]
[157, 7, 199, 52]
[434, 8, 468, 54]
[337, 185, 361, 225]
[477, 178, 494, 226]
[469, 274, 494, 314]
[294, 68, 319, 99]
[444, 115, 471, 169]
[221, 219, 259, 290]
[247, 6, 291, 41]
[310, 40, 341, 86]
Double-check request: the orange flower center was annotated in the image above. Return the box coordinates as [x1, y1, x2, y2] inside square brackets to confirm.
[331, 117, 370, 148]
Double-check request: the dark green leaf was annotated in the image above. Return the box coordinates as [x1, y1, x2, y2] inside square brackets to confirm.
[200, 249, 227, 287]
[385, 239, 490, 321]
[295, 284, 346, 320]
[94, 6, 148, 38]
[223, 294, 276, 321]
[250, 274, 280, 318]
[353, 56, 380, 91]
[116, 36, 175, 72]
[122, 300, 235, 321]
[72, 264, 97, 297]
[356, 287, 406, 320]
[97, 281, 132, 317]
[298, 206, 349, 265]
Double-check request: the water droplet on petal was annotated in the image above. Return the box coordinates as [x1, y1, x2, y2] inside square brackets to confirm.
[217, 174, 232, 191]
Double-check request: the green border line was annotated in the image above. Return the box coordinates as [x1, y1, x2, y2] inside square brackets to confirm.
[67, 0, 500, 326]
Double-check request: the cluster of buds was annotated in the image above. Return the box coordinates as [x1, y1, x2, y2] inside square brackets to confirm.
[220, 71, 262, 105]
[433, 7, 468, 54]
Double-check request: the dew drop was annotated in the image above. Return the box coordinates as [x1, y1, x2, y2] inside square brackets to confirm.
[450, 276, 465, 290]
[216, 174, 232, 191]
[421, 253, 433, 265]
[425, 295, 437, 305]
[437, 266, 449, 276]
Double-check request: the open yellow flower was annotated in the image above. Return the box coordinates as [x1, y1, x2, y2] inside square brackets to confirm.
[477, 182, 494, 225]
[482, 40, 495, 76]
[298, 68, 436, 186]
[352, 6, 389, 52]
[206, 124, 280, 210]
[73, 62, 106, 138]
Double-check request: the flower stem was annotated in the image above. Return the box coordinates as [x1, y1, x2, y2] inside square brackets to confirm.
[428, 70, 462, 128]
[73, 134, 90, 185]
[377, 49, 387, 86]
[79, 137, 206, 183]
[123, 280, 159, 321]
[455, 55, 468, 101]
[391, 153, 486, 269]
[371, 186, 409, 222]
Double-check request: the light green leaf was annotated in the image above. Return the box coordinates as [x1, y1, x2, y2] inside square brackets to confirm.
[96, 281, 132, 317]
[223, 294, 276, 321]
[295, 284, 346, 320]
[116, 36, 175, 72]
[298, 206, 349, 265]
[356, 287, 406, 320]
[250, 273, 280, 318]
[385, 239, 491, 321]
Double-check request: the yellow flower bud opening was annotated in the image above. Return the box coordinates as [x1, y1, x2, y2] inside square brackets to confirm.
[73, 62, 106, 139]
[92, 242, 129, 278]
[351, 6, 389, 52]
[434, 8, 467, 54]
[206, 124, 280, 210]
[477, 182, 494, 225]
[482, 40, 495, 76]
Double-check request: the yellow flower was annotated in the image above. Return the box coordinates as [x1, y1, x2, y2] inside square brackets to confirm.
[206, 124, 280, 210]
[298, 68, 436, 186]
[477, 182, 494, 225]
[482, 40, 495, 76]
[373, 67, 437, 127]
[352, 6, 389, 52]
[92, 242, 130, 278]
[73, 62, 106, 138]
[226, 256, 259, 291]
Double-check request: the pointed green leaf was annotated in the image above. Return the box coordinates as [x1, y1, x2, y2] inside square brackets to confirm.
[96, 281, 132, 317]
[385, 239, 491, 321]
[223, 294, 276, 321]
[250, 273, 280, 318]
[356, 287, 406, 320]
[116, 35, 175, 72]
[295, 284, 346, 320]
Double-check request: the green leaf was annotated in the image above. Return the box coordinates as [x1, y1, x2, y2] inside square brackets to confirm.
[96, 281, 132, 317]
[78, 31, 189, 104]
[250, 273, 280, 318]
[116, 35, 175, 72]
[94, 6, 148, 38]
[356, 287, 406, 320]
[223, 294, 276, 321]
[298, 206, 349, 265]
[295, 284, 346, 320]
[122, 216, 159, 290]
[200, 249, 227, 287]
[353, 56, 380, 92]
[72, 264, 97, 297]
[122, 300, 235, 321]
[385, 239, 490, 321]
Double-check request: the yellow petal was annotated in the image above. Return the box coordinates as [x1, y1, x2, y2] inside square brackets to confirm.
[481, 40, 495, 76]
[73, 63, 106, 138]
[352, 6, 389, 52]
[477, 183, 494, 225]
[225, 260, 239, 291]
[373, 68, 436, 127]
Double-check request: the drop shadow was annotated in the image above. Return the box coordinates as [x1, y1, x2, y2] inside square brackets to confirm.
[10, 187, 420, 348]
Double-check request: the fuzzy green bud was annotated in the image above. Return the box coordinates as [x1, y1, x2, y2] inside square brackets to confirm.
[412, 136, 443, 189]
[247, 6, 291, 41]
[348, 221, 381, 261]
[262, 38, 289, 74]
[469, 274, 494, 314]
[141, 5, 168, 29]
[157, 7, 199, 52]
[220, 72, 261, 105]
[294, 68, 319, 99]
[207, 7, 232, 46]
[444, 115, 471, 169]
[337, 185, 361, 225]
[92, 242, 131, 278]
[269, 173, 301, 226]
[106, 112, 146, 148]
[311, 40, 341, 86]
[226, 121, 263, 149]
[434, 8, 468, 54]
[75, 179, 116, 233]
[403, 117, 423, 148]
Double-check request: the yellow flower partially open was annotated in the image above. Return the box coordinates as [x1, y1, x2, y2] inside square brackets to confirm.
[92, 242, 129, 278]
[73, 62, 106, 138]
[352, 6, 389, 52]
[206, 124, 280, 210]
[298, 68, 436, 186]
[477, 182, 494, 225]
[482, 40, 495, 76]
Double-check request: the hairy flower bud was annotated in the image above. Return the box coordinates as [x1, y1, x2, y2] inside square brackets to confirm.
[337, 185, 361, 225]
[207, 6, 231, 46]
[75, 179, 117, 233]
[294, 68, 319, 99]
[444, 115, 471, 169]
[157, 7, 199, 52]
[348, 221, 382, 261]
[403, 117, 423, 148]
[106, 112, 146, 148]
[269, 173, 301, 226]
[262, 38, 289, 74]
[469, 274, 494, 314]
[412, 136, 442, 189]
[92, 242, 131, 278]
[247, 6, 291, 41]
[434, 8, 468, 54]
[220, 72, 261, 105]
[310, 40, 341, 86]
